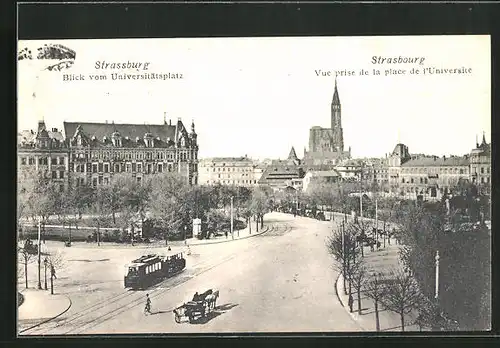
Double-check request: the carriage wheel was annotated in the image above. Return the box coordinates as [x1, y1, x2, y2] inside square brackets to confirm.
[188, 314, 194, 323]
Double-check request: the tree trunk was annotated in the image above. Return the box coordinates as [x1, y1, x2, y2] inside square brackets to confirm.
[42, 221, 46, 244]
[50, 275, 54, 295]
[343, 265, 347, 295]
[260, 215, 264, 229]
[97, 222, 100, 246]
[375, 300, 380, 331]
[357, 287, 362, 313]
[248, 218, 251, 234]
[69, 223, 72, 244]
[113, 211, 116, 225]
[24, 260, 28, 289]
[255, 217, 259, 233]
[400, 311, 405, 331]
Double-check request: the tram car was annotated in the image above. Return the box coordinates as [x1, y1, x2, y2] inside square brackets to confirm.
[124, 252, 186, 290]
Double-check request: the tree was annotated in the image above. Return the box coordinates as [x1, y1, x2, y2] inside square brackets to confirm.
[18, 246, 34, 289]
[326, 221, 362, 296]
[379, 268, 423, 331]
[46, 250, 65, 295]
[148, 173, 189, 244]
[88, 186, 112, 245]
[240, 202, 253, 234]
[363, 272, 386, 331]
[250, 187, 269, 232]
[350, 261, 369, 314]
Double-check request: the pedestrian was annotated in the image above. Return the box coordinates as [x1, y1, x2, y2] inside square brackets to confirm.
[168, 246, 171, 251]
[348, 294, 354, 313]
[144, 294, 151, 314]
[51, 265, 57, 279]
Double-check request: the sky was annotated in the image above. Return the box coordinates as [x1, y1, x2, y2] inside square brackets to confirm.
[17, 36, 490, 160]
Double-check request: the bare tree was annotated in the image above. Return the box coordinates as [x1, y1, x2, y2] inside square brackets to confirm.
[326, 221, 362, 296]
[18, 246, 34, 289]
[363, 272, 386, 331]
[350, 261, 369, 314]
[379, 268, 423, 331]
[45, 250, 66, 295]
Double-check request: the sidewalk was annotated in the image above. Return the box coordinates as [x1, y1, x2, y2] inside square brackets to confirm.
[18, 288, 71, 333]
[335, 243, 422, 332]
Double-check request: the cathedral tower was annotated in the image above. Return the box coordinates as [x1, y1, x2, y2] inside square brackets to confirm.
[330, 78, 344, 152]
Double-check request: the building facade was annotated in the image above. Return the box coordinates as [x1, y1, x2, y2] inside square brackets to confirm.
[470, 134, 491, 190]
[18, 118, 199, 187]
[18, 121, 70, 191]
[198, 156, 263, 186]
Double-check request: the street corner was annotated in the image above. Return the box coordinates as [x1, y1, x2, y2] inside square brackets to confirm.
[18, 288, 71, 329]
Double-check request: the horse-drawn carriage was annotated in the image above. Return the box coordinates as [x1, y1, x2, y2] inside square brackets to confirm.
[173, 289, 219, 323]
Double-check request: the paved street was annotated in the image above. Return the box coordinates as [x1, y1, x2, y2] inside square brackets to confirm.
[20, 212, 361, 334]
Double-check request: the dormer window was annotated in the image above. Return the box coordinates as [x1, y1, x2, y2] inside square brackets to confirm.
[144, 133, 154, 147]
[112, 131, 122, 147]
[180, 137, 185, 147]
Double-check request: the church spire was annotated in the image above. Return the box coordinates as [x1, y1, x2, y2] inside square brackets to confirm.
[481, 131, 487, 145]
[332, 76, 340, 105]
[288, 146, 298, 161]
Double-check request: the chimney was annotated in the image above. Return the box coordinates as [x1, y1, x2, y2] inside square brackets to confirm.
[169, 120, 172, 126]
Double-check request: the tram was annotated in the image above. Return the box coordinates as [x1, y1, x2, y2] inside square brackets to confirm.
[124, 252, 186, 290]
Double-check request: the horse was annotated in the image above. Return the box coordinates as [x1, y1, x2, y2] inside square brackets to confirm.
[205, 290, 219, 310]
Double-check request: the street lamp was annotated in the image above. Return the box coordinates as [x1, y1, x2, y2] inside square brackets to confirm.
[43, 257, 48, 290]
[435, 250, 440, 301]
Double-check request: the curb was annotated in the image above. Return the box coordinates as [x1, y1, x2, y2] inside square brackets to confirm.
[18, 293, 73, 335]
[187, 224, 271, 246]
[334, 273, 366, 332]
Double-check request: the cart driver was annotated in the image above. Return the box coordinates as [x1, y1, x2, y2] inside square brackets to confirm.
[192, 292, 200, 302]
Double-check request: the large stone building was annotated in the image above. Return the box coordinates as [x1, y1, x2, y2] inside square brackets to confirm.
[303, 79, 351, 165]
[18, 121, 70, 191]
[198, 156, 263, 186]
[17, 117, 199, 187]
[470, 133, 491, 189]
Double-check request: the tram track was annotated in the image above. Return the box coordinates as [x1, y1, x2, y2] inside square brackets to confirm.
[25, 221, 291, 335]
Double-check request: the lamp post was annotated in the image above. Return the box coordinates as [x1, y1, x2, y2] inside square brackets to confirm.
[44, 257, 48, 290]
[373, 272, 381, 332]
[341, 220, 347, 295]
[230, 196, 234, 240]
[435, 250, 440, 301]
[37, 217, 42, 290]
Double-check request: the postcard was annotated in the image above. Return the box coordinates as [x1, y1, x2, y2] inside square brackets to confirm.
[17, 35, 491, 335]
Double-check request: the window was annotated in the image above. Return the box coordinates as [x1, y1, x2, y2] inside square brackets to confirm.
[132, 163, 136, 172]
[115, 164, 120, 173]
[28, 157, 35, 165]
[481, 177, 484, 183]
[92, 178, 97, 187]
[51, 158, 57, 165]
[104, 177, 109, 185]
[126, 163, 131, 172]
[137, 177, 142, 183]
[59, 157, 65, 165]
[20, 157, 26, 165]
[410, 178, 414, 183]
[158, 164, 163, 173]
[104, 164, 109, 173]
[98, 163, 103, 172]
[420, 178, 423, 184]
[481, 167, 484, 174]
[487, 167, 490, 174]
[460, 169, 464, 174]
[137, 163, 142, 172]
[98, 176, 103, 184]
[402, 178, 405, 183]
[59, 171, 64, 179]
[425, 178, 428, 184]
[52, 171, 57, 179]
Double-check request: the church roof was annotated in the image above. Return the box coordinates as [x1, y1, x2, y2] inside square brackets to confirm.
[64, 121, 178, 142]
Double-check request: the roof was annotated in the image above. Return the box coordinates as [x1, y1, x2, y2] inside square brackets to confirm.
[402, 156, 469, 167]
[391, 143, 410, 158]
[199, 156, 252, 163]
[306, 170, 340, 178]
[258, 165, 302, 185]
[64, 121, 178, 143]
